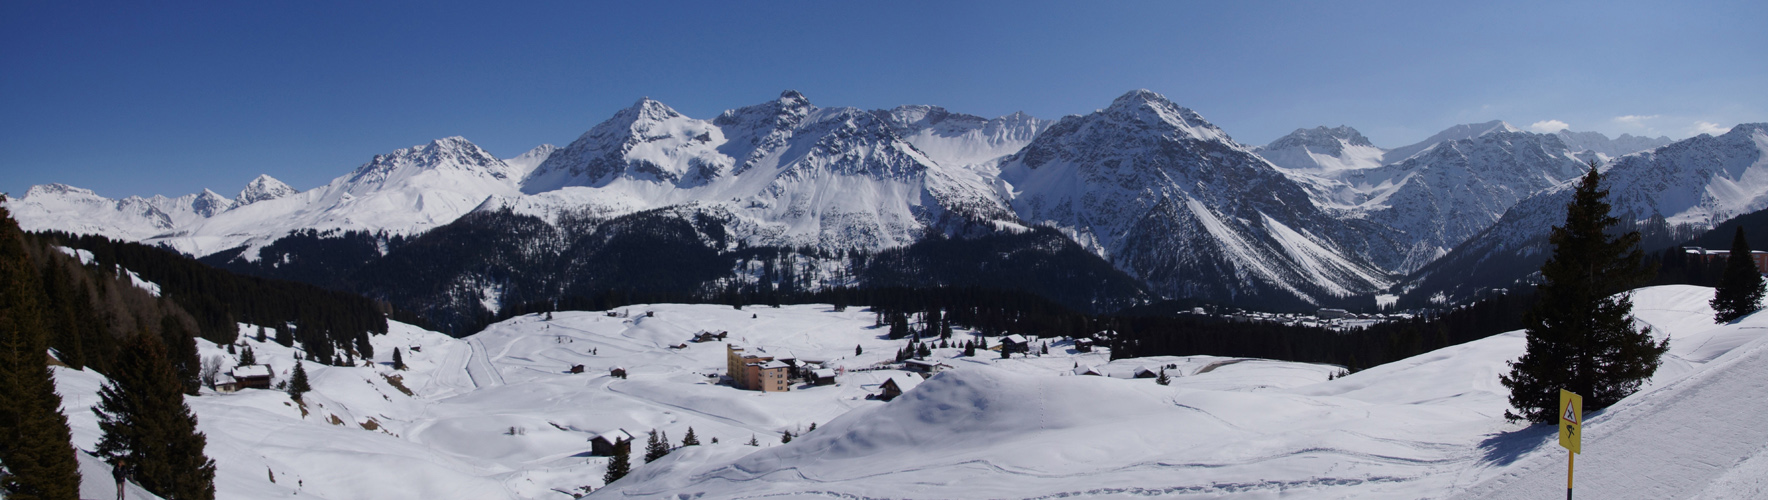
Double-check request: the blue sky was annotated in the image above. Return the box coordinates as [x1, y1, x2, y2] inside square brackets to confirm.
[3, 1, 1763, 199]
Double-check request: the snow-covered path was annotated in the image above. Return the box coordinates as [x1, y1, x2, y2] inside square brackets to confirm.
[465, 337, 507, 387]
[1454, 328, 1768, 500]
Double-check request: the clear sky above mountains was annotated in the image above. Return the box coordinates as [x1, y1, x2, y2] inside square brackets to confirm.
[2, 0, 1763, 199]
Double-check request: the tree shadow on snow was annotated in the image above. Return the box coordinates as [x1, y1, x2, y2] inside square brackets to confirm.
[1476, 423, 1558, 466]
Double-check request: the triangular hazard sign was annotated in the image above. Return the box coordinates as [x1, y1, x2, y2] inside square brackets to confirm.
[1563, 406, 1578, 423]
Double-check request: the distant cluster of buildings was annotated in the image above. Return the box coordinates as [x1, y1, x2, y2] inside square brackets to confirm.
[725, 344, 837, 392]
[1684, 246, 1768, 273]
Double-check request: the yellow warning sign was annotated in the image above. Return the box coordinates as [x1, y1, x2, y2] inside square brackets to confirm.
[1558, 389, 1582, 454]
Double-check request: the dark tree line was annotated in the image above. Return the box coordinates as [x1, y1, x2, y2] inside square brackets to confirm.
[41, 230, 388, 363]
[0, 204, 82, 499]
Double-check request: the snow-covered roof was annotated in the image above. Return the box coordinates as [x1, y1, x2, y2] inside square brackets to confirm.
[883, 375, 922, 392]
[594, 429, 633, 443]
[760, 360, 789, 370]
[231, 365, 271, 378]
[1002, 334, 1029, 344]
[215, 374, 237, 385]
[812, 368, 837, 378]
[1073, 364, 1100, 376]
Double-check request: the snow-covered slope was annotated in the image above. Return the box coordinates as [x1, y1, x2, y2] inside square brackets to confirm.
[8, 183, 234, 240]
[1003, 89, 1392, 307]
[1555, 129, 1674, 160]
[1383, 120, 1520, 164]
[880, 105, 1052, 172]
[163, 137, 524, 258]
[46, 285, 1768, 499]
[1255, 125, 1387, 172]
[1335, 131, 1590, 272]
[599, 285, 1768, 499]
[235, 174, 298, 206]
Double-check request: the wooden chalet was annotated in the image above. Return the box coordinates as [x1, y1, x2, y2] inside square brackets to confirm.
[589, 429, 633, 456]
[810, 368, 837, 386]
[878, 375, 923, 402]
[231, 365, 273, 390]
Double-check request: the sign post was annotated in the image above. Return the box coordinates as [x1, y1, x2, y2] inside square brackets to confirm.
[1558, 389, 1582, 500]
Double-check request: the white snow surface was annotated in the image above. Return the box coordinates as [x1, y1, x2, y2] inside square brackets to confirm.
[46, 285, 1764, 499]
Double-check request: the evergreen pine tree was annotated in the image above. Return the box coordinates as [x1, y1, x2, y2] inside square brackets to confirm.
[680, 427, 699, 447]
[746, 435, 759, 446]
[238, 346, 256, 367]
[643, 429, 672, 463]
[288, 361, 311, 401]
[92, 332, 216, 500]
[273, 326, 291, 347]
[158, 314, 201, 396]
[855, 344, 862, 357]
[392, 347, 406, 371]
[0, 204, 82, 500]
[1500, 166, 1669, 424]
[602, 439, 631, 485]
[807, 422, 816, 432]
[780, 430, 793, 444]
[1711, 226, 1766, 323]
[1156, 368, 1171, 386]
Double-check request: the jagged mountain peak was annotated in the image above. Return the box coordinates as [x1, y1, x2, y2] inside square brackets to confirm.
[1383, 120, 1520, 164]
[346, 136, 515, 191]
[236, 174, 297, 205]
[777, 89, 811, 107]
[23, 183, 97, 199]
[1099, 89, 1232, 144]
[1267, 125, 1376, 149]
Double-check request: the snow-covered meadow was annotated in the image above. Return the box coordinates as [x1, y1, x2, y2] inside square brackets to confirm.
[50, 285, 1768, 499]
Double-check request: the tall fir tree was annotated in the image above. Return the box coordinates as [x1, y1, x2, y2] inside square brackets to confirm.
[392, 347, 405, 370]
[0, 204, 82, 500]
[602, 439, 631, 485]
[288, 360, 311, 401]
[92, 331, 217, 500]
[1711, 226, 1766, 323]
[680, 427, 699, 447]
[1500, 166, 1669, 424]
[238, 346, 256, 367]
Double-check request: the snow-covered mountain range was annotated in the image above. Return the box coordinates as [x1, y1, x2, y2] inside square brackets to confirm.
[1403, 123, 1768, 305]
[3, 89, 1743, 316]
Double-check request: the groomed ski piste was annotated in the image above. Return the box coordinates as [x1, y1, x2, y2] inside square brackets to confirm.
[47, 285, 1768, 499]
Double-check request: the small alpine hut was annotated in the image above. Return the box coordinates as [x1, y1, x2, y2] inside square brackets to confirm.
[231, 365, 273, 390]
[810, 368, 837, 386]
[1000, 334, 1031, 353]
[609, 367, 627, 379]
[1133, 366, 1160, 379]
[1072, 364, 1102, 377]
[1073, 338, 1094, 353]
[903, 359, 952, 375]
[589, 429, 633, 456]
[878, 375, 923, 402]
